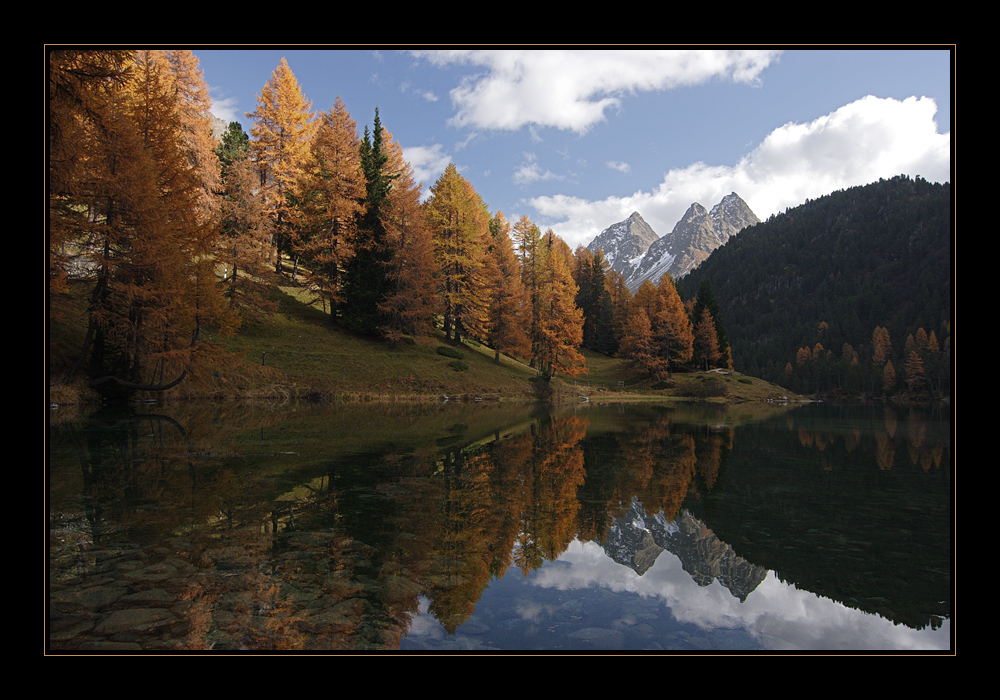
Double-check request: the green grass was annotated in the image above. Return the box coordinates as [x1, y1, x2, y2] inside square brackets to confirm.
[196, 280, 544, 403]
[48, 273, 801, 406]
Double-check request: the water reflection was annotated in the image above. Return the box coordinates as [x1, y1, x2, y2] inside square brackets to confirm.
[47, 400, 952, 652]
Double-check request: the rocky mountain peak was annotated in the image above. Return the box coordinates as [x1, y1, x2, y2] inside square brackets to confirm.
[614, 193, 759, 292]
[681, 202, 708, 220]
[601, 498, 768, 600]
[586, 211, 660, 276]
[710, 192, 759, 242]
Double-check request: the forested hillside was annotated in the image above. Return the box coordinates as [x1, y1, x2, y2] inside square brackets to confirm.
[681, 175, 952, 397]
[48, 50, 949, 404]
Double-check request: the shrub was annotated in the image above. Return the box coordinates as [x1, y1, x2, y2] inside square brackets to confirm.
[436, 345, 463, 359]
[448, 359, 469, 371]
[530, 376, 554, 402]
[679, 377, 728, 398]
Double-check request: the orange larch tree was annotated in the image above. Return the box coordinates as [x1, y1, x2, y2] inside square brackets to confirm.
[49, 49, 134, 296]
[294, 96, 365, 317]
[247, 57, 317, 275]
[483, 212, 531, 364]
[655, 274, 694, 377]
[53, 50, 227, 396]
[618, 306, 656, 375]
[164, 49, 221, 227]
[379, 132, 439, 343]
[694, 307, 722, 371]
[872, 326, 892, 367]
[605, 268, 632, 354]
[425, 163, 490, 343]
[217, 150, 275, 324]
[512, 215, 544, 366]
[535, 230, 586, 377]
[624, 280, 667, 377]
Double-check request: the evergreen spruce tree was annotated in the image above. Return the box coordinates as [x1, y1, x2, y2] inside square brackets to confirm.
[215, 121, 250, 181]
[342, 108, 395, 335]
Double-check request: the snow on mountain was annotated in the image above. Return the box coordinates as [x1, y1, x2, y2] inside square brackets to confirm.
[585, 212, 660, 276]
[586, 194, 759, 293]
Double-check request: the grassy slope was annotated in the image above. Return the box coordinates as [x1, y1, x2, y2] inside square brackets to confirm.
[48, 273, 801, 405]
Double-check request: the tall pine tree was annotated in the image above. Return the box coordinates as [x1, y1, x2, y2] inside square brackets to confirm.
[342, 108, 396, 336]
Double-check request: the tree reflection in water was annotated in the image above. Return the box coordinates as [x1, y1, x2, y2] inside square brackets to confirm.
[47, 401, 952, 652]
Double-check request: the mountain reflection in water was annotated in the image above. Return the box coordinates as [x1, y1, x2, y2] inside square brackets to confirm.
[47, 400, 952, 653]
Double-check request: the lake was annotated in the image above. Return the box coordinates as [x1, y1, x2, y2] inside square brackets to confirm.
[47, 399, 953, 653]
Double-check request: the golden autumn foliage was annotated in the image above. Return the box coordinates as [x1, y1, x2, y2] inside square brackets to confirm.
[218, 154, 275, 323]
[379, 132, 439, 342]
[294, 96, 365, 314]
[694, 307, 722, 371]
[872, 326, 892, 367]
[54, 49, 771, 399]
[49, 49, 230, 395]
[483, 212, 532, 363]
[425, 164, 490, 343]
[513, 214, 544, 365]
[619, 276, 692, 378]
[247, 57, 317, 273]
[535, 230, 586, 377]
[619, 306, 656, 374]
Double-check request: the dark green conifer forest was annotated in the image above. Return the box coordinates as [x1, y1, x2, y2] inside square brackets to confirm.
[681, 175, 952, 397]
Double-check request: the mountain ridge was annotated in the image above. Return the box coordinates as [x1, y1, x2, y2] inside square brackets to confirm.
[585, 211, 659, 277]
[586, 193, 759, 292]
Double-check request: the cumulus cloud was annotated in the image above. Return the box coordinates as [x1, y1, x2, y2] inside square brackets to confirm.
[209, 90, 241, 125]
[412, 49, 782, 133]
[531, 95, 951, 250]
[607, 160, 631, 174]
[402, 143, 452, 189]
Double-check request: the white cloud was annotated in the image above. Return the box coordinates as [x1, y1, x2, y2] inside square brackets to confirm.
[513, 152, 564, 186]
[402, 144, 452, 189]
[531, 95, 951, 250]
[535, 540, 951, 651]
[607, 160, 631, 174]
[209, 91, 241, 125]
[400, 80, 439, 103]
[413, 49, 782, 133]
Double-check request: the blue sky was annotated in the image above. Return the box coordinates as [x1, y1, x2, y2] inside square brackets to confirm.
[195, 47, 952, 250]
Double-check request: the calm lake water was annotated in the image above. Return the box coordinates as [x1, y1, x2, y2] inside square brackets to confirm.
[47, 399, 953, 653]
